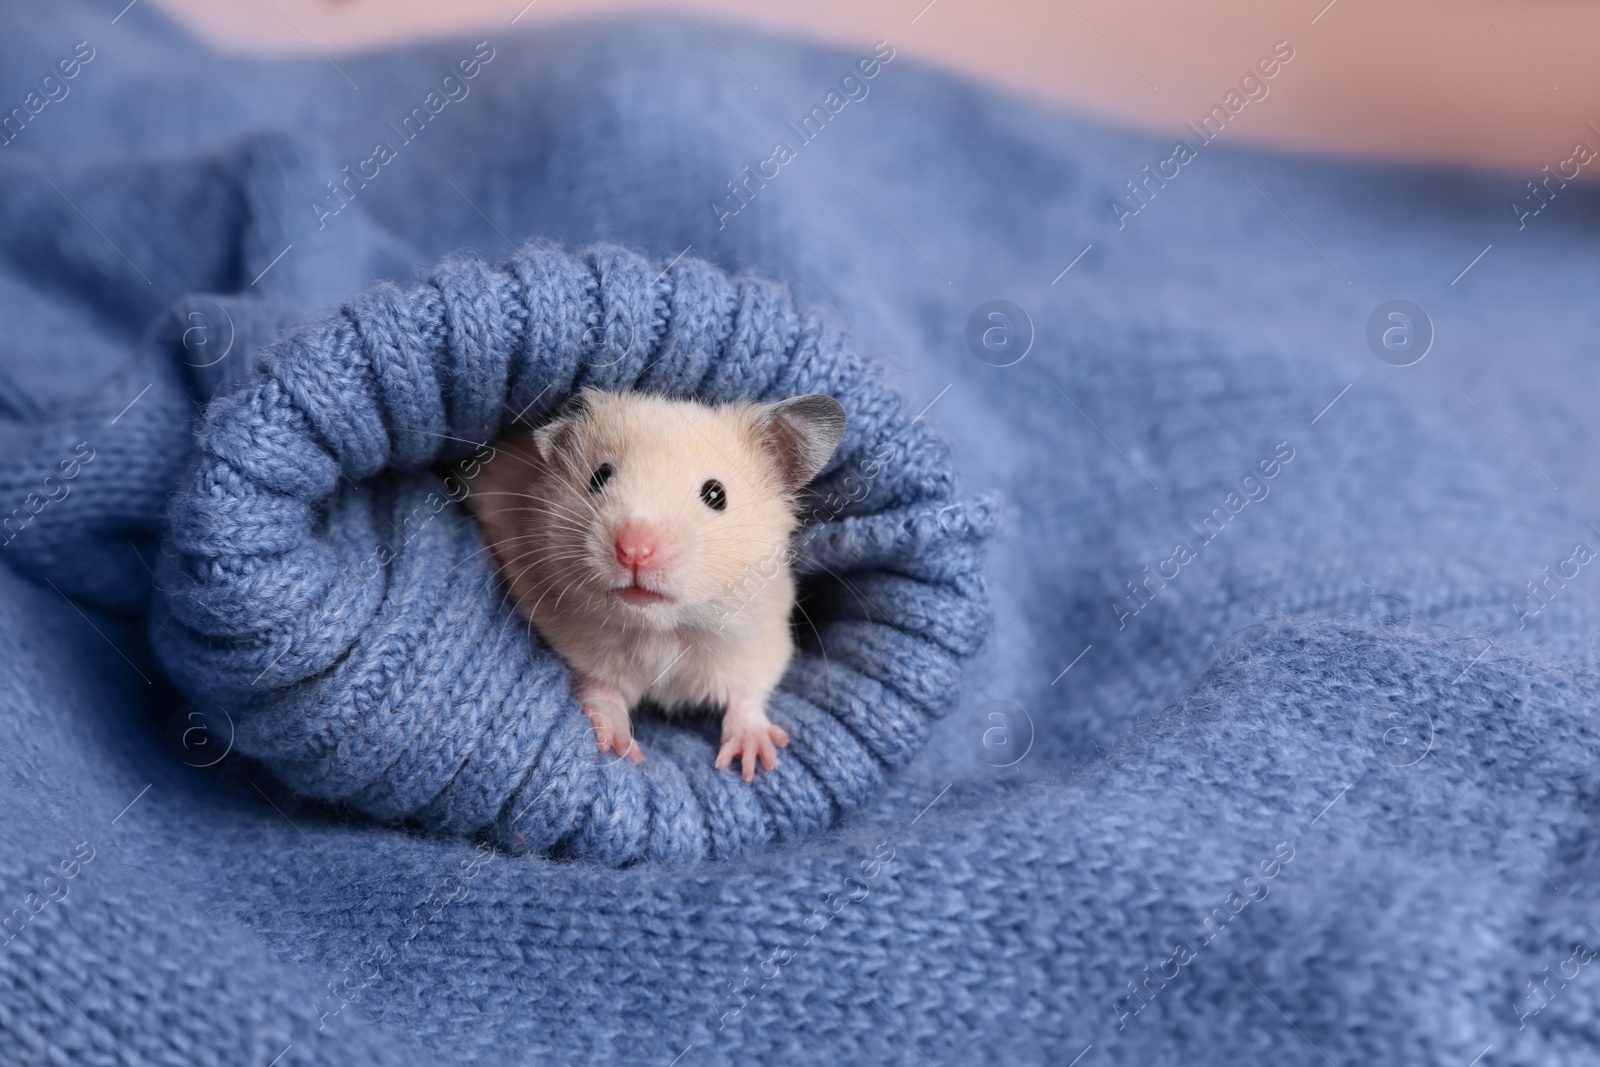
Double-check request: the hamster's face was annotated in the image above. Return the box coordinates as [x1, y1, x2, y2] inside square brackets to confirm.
[527, 391, 805, 631]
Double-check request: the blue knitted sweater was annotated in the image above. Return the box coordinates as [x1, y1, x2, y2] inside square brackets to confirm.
[4, 3, 1600, 1065]
[149, 239, 994, 864]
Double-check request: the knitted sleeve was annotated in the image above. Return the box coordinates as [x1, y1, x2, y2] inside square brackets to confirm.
[148, 243, 996, 865]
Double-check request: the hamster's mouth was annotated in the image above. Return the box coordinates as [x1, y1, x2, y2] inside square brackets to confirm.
[614, 583, 672, 607]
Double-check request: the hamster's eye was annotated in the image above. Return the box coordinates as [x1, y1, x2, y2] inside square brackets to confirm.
[588, 463, 615, 494]
[700, 479, 727, 511]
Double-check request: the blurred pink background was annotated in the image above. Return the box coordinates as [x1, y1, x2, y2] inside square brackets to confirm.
[152, 0, 1600, 173]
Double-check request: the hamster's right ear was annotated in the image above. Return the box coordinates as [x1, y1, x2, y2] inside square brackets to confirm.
[531, 416, 573, 462]
[530, 391, 594, 461]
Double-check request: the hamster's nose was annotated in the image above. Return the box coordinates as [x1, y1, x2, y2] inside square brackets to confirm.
[614, 520, 672, 574]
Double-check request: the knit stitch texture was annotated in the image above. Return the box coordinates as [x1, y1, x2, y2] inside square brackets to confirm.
[149, 242, 994, 863]
[5, 3, 1600, 1066]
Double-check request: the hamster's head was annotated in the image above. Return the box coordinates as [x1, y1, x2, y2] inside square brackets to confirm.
[525, 389, 846, 631]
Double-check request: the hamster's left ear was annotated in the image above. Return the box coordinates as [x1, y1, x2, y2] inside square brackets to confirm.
[755, 394, 847, 488]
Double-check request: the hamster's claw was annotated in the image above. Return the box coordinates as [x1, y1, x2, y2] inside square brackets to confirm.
[716, 721, 789, 782]
[583, 700, 643, 765]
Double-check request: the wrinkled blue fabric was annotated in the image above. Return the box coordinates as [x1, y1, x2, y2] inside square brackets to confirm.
[149, 239, 993, 864]
[4, 2, 1600, 1065]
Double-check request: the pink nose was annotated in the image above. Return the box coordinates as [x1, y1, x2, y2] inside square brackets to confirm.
[614, 520, 673, 575]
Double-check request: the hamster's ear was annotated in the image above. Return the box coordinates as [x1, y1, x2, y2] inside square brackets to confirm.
[531, 416, 572, 463]
[755, 394, 847, 488]
[531, 391, 594, 462]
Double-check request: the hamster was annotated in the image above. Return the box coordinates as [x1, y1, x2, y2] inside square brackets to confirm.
[468, 389, 847, 781]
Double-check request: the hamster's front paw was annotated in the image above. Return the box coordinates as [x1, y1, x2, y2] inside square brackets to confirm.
[578, 679, 643, 764]
[715, 701, 788, 782]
